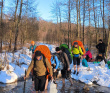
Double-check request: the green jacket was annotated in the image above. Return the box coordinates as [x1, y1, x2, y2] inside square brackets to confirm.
[71, 46, 83, 55]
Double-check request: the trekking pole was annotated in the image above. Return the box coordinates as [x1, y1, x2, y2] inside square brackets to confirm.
[23, 70, 26, 93]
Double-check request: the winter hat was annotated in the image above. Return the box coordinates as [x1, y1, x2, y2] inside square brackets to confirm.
[56, 47, 61, 51]
[99, 39, 102, 42]
[86, 48, 89, 51]
[31, 41, 35, 45]
[74, 42, 78, 45]
[35, 51, 42, 57]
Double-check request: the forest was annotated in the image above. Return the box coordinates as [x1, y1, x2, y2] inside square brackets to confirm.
[0, 0, 109, 53]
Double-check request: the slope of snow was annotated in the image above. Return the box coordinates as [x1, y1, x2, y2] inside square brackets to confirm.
[71, 62, 110, 87]
[0, 48, 32, 83]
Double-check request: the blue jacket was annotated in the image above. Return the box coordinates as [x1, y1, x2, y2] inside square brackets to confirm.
[29, 45, 36, 54]
[51, 55, 60, 69]
[82, 59, 88, 67]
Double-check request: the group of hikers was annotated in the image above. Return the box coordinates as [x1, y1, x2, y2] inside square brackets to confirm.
[24, 39, 106, 93]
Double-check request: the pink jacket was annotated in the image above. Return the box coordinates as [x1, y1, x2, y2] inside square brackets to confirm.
[84, 50, 92, 58]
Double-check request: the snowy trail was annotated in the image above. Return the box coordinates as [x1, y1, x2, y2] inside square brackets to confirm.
[0, 43, 110, 88]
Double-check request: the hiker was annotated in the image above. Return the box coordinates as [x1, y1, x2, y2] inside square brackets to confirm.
[30, 41, 36, 58]
[96, 39, 106, 63]
[24, 51, 53, 93]
[51, 53, 60, 83]
[82, 56, 88, 67]
[96, 53, 104, 62]
[71, 42, 83, 75]
[84, 48, 92, 62]
[55, 47, 73, 87]
[29, 41, 36, 84]
[60, 46, 72, 64]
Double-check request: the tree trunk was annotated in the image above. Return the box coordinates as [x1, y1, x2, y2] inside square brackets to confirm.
[93, 0, 98, 44]
[105, 18, 110, 58]
[83, 0, 85, 45]
[103, 0, 105, 40]
[79, 0, 81, 40]
[9, 30, 12, 50]
[24, 0, 28, 45]
[76, 0, 80, 38]
[14, 0, 23, 51]
[88, 0, 91, 49]
[68, 0, 71, 48]
[0, 0, 3, 53]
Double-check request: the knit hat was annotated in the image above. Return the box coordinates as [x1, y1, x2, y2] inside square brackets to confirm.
[86, 48, 89, 51]
[35, 51, 42, 57]
[56, 47, 61, 51]
[99, 39, 102, 42]
[31, 41, 35, 45]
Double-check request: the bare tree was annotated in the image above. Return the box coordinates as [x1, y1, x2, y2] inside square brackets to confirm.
[9, 0, 19, 50]
[76, 0, 80, 38]
[82, 0, 85, 45]
[68, 0, 71, 47]
[106, 17, 110, 58]
[14, 0, 23, 51]
[0, 0, 3, 52]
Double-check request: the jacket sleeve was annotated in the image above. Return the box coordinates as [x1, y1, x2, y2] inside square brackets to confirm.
[79, 47, 83, 55]
[50, 57, 54, 64]
[34, 45, 36, 51]
[96, 44, 99, 49]
[26, 60, 34, 77]
[45, 58, 53, 76]
[64, 53, 70, 68]
[55, 56, 59, 69]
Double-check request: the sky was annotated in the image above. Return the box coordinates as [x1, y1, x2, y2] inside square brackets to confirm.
[3, 0, 55, 21]
[37, 0, 55, 21]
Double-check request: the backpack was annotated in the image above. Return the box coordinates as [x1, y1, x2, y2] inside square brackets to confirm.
[33, 55, 50, 76]
[107, 61, 110, 69]
[99, 60, 105, 68]
[72, 40, 85, 54]
[59, 44, 72, 64]
[34, 45, 51, 78]
[82, 59, 88, 67]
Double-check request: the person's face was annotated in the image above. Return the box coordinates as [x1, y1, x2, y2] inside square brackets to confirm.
[56, 51, 60, 53]
[99, 41, 102, 43]
[74, 44, 78, 48]
[31, 43, 34, 46]
[36, 56, 41, 60]
[83, 56, 86, 59]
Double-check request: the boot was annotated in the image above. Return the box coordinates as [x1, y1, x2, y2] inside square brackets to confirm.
[73, 71, 76, 74]
[76, 72, 79, 76]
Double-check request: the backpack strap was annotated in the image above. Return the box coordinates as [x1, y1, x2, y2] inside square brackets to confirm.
[43, 55, 47, 68]
[42, 55, 50, 75]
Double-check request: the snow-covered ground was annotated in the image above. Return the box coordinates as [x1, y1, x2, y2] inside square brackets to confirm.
[0, 43, 110, 88]
[71, 62, 110, 88]
[0, 47, 32, 83]
[0, 43, 55, 84]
